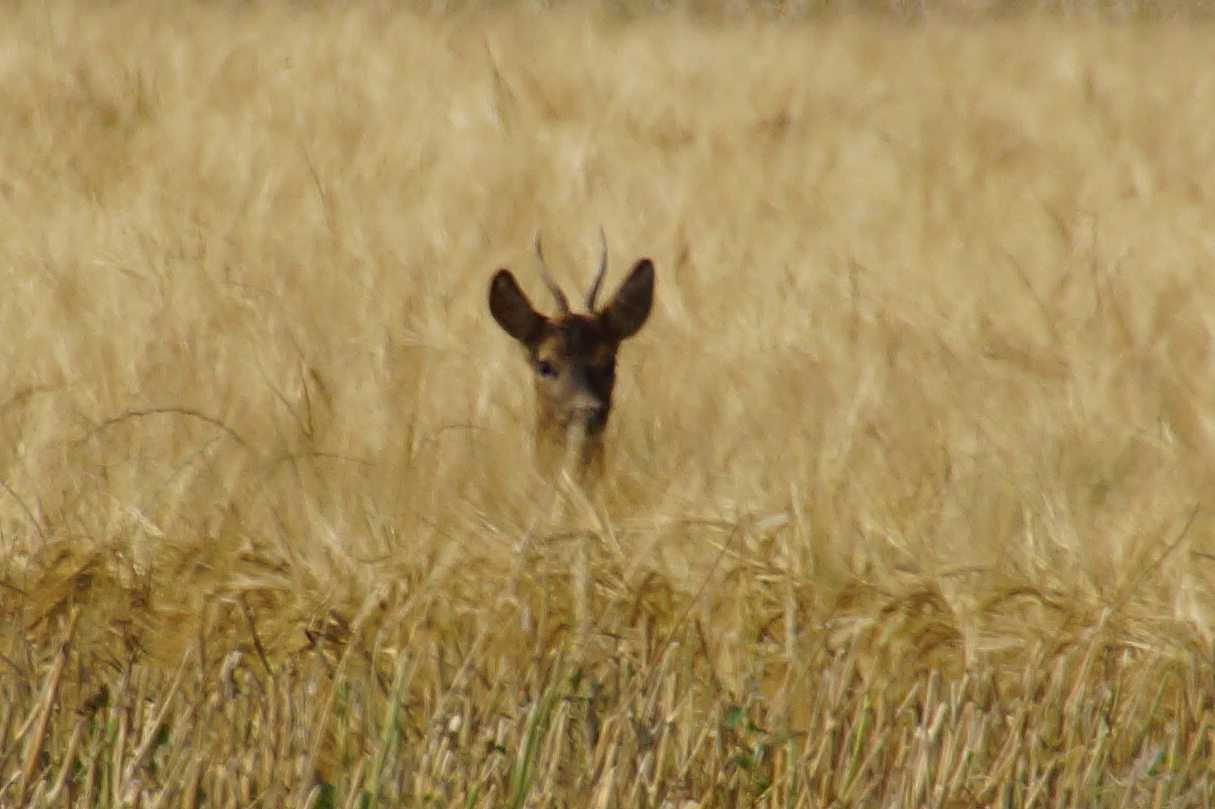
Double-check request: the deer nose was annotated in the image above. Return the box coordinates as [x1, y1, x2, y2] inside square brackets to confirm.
[569, 392, 607, 424]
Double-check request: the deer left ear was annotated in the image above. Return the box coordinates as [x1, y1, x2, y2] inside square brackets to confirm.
[489, 269, 546, 345]
[601, 259, 654, 340]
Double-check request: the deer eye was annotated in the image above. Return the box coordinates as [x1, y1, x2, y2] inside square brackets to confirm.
[537, 360, 558, 378]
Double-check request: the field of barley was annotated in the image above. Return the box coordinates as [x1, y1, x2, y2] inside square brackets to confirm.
[3, 1, 1215, 806]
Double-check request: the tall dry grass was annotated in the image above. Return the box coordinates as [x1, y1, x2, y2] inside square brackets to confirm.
[2, 1, 1215, 806]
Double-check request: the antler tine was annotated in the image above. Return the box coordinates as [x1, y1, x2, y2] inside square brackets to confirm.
[585, 227, 608, 311]
[533, 232, 570, 314]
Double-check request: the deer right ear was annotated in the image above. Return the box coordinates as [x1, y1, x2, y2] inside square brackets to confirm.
[489, 270, 545, 345]
[601, 259, 655, 341]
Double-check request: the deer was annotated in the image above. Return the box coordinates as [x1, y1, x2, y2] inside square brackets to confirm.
[489, 233, 655, 479]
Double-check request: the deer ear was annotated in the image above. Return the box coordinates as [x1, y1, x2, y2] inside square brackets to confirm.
[489, 270, 545, 345]
[601, 259, 654, 340]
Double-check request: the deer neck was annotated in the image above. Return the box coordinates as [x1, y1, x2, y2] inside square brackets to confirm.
[534, 417, 605, 481]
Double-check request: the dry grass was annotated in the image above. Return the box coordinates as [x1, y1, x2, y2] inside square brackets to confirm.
[3, 1, 1215, 806]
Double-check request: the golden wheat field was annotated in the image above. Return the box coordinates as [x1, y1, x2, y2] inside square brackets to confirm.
[3, 1, 1215, 806]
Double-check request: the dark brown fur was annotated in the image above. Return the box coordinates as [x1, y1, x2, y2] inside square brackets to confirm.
[489, 257, 655, 476]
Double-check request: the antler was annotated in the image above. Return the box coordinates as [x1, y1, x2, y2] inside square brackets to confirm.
[585, 227, 608, 311]
[533, 232, 570, 314]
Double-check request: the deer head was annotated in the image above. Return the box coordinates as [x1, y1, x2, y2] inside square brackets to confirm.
[489, 233, 655, 475]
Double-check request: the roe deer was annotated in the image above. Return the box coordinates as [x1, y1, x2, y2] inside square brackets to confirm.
[489, 233, 655, 477]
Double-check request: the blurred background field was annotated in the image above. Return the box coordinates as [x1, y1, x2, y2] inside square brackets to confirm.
[2, 1, 1215, 805]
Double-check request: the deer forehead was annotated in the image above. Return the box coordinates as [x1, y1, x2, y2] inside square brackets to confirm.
[536, 315, 618, 364]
